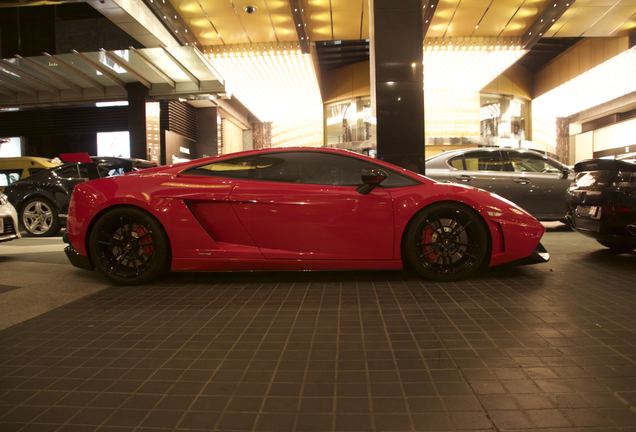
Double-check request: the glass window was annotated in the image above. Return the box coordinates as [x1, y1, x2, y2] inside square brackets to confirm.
[509, 152, 561, 173]
[0, 171, 21, 186]
[187, 152, 418, 188]
[78, 164, 100, 180]
[448, 156, 464, 170]
[463, 151, 509, 172]
[53, 165, 81, 179]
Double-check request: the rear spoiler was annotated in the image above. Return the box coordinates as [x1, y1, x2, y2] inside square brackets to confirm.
[574, 158, 636, 173]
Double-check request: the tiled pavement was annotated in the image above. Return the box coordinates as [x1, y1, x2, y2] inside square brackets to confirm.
[1, 230, 635, 431]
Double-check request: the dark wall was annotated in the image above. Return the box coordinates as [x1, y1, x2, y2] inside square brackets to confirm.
[0, 105, 128, 158]
[0, 3, 141, 58]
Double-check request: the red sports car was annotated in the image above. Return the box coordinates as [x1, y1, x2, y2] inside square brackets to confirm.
[64, 148, 549, 284]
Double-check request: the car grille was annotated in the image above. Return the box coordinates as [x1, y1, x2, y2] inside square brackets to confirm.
[2, 217, 16, 235]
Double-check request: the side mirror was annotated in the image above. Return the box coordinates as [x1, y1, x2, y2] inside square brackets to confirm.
[357, 168, 387, 194]
[561, 167, 570, 179]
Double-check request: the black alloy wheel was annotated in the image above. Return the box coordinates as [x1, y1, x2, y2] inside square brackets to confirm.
[404, 202, 489, 281]
[89, 207, 169, 284]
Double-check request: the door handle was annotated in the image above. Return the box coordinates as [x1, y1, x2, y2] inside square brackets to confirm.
[455, 175, 473, 182]
[514, 178, 530, 185]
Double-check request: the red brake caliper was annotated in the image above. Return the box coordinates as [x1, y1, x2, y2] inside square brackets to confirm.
[135, 225, 153, 256]
[422, 227, 438, 263]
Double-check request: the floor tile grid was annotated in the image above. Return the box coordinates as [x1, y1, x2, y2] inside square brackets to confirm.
[175, 282, 301, 432]
[408, 276, 636, 430]
[379, 280, 463, 431]
[289, 283, 331, 432]
[244, 282, 322, 432]
[38, 283, 254, 431]
[164, 282, 294, 431]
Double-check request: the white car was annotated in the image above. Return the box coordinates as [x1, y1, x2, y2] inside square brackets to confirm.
[0, 193, 20, 243]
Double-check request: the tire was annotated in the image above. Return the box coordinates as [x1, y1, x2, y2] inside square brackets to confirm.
[88, 207, 170, 285]
[20, 197, 61, 237]
[597, 239, 634, 253]
[403, 202, 489, 282]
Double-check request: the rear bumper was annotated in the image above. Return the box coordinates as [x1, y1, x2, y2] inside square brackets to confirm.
[64, 244, 93, 270]
[516, 242, 550, 265]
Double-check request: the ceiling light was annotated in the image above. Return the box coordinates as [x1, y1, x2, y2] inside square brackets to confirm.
[207, 48, 322, 148]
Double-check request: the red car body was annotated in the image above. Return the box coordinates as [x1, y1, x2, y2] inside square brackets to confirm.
[65, 148, 546, 276]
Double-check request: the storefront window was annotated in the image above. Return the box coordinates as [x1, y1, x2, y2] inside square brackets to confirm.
[480, 94, 530, 147]
[324, 96, 376, 156]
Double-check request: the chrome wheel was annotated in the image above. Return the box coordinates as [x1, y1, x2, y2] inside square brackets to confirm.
[22, 200, 54, 235]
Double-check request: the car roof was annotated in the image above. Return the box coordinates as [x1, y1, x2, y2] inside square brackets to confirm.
[0, 156, 60, 166]
[165, 147, 429, 184]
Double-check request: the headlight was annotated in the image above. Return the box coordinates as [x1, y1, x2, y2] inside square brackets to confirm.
[0, 194, 7, 205]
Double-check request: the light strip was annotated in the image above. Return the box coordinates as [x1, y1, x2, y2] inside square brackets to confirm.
[532, 46, 636, 153]
[423, 40, 526, 139]
[206, 47, 323, 148]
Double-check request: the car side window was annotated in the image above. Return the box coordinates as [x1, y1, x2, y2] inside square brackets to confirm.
[509, 153, 562, 173]
[78, 164, 100, 180]
[448, 156, 464, 170]
[53, 165, 81, 179]
[462, 151, 510, 172]
[0, 170, 21, 186]
[186, 152, 418, 188]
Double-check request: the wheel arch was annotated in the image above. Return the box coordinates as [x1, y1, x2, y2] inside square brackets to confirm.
[84, 203, 173, 265]
[399, 200, 492, 269]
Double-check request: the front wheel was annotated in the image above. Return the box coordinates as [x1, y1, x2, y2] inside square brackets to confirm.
[403, 203, 489, 282]
[89, 207, 170, 285]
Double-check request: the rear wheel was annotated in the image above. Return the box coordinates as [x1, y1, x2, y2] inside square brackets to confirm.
[89, 207, 170, 285]
[21, 197, 60, 237]
[597, 239, 634, 253]
[404, 203, 489, 281]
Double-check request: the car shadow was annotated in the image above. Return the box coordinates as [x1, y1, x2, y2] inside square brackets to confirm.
[580, 248, 636, 270]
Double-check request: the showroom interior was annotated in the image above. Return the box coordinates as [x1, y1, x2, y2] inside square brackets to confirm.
[1, 0, 636, 431]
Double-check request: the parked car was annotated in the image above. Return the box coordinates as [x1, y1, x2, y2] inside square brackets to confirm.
[0, 193, 20, 243]
[425, 148, 573, 221]
[0, 156, 60, 188]
[64, 147, 549, 285]
[3, 157, 156, 237]
[566, 158, 636, 252]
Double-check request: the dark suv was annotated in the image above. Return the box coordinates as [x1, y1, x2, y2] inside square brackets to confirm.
[566, 158, 636, 252]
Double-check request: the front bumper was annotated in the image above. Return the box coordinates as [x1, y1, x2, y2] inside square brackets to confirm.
[64, 245, 93, 270]
[516, 243, 550, 265]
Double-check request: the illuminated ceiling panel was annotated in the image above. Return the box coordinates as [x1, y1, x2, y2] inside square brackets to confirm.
[424, 39, 527, 91]
[304, 0, 333, 40]
[547, 0, 636, 37]
[206, 46, 322, 147]
[423, 39, 527, 138]
[331, 0, 365, 40]
[473, 0, 525, 36]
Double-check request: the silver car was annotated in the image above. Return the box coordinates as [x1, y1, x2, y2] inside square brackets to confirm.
[425, 148, 573, 221]
[0, 193, 20, 243]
